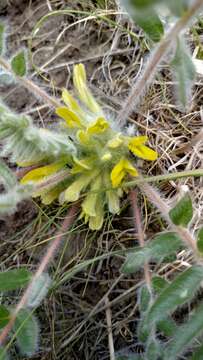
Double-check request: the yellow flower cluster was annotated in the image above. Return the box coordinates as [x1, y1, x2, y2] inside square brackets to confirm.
[21, 64, 157, 230]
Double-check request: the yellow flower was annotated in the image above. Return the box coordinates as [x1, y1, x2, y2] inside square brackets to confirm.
[89, 198, 104, 230]
[104, 171, 120, 214]
[107, 134, 123, 149]
[20, 161, 66, 184]
[73, 64, 102, 114]
[82, 175, 101, 217]
[76, 130, 90, 145]
[64, 170, 99, 202]
[76, 117, 109, 145]
[39, 186, 63, 205]
[128, 136, 158, 161]
[62, 88, 83, 116]
[111, 158, 138, 188]
[55, 107, 83, 129]
[71, 156, 94, 174]
[87, 117, 109, 134]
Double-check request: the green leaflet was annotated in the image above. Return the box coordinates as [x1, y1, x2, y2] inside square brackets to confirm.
[167, 0, 190, 16]
[0, 348, 8, 360]
[124, 0, 161, 9]
[171, 38, 196, 110]
[169, 193, 193, 227]
[0, 305, 10, 329]
[197, 227, 203, 254]
[151, 276, 169, 294]
[164, 303, 203, 359]
[14, 309, 39, 357]
[11, 50, 26, 77]
[0, 269, 31, 291]
[132, 8, 164, 42]
[121, 0, 164, 42]
[157, 318, 177, 337]
[121, 232, 182, 273]
[144, 266, 203, 326]
[26, 273, 51, 308]
[138, 285, 152, 313]
[0, 23, 5, 55]
[146, 338, 162, 360]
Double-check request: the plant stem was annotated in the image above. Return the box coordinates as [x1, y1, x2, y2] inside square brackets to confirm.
[117, 0, 203, 127]
[105, 297, 115, 360]
[0, 204, 78, 346]
[139, 181, 199, 257]
[126, 168, 203, 187]
[129, 189, 151, 289]
[0, 56, 61, 108]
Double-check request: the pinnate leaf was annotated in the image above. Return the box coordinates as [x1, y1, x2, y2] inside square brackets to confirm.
[121, 232, 182, 273]
[145, 266, 203, 326]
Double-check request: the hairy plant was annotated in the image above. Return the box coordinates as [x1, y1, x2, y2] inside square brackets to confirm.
[0, 0, 203, 359]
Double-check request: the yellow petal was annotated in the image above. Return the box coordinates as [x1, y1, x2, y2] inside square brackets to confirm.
[128, 136, 148, 146]
[87, 117, 109, 135]
[73, 64, 101, 114]
[71, 156, 93, 174]
[40, 187, 62, 205]
[89, 198, 104, 230]
[82, 175, 101, 217]
[20, 161, 66, 184]
[17, 160, 42, 167]
[76, 130, 90, 145]
[62, 88, 83, 115]
[110, 158, 138, 188]
[107, 134, 123, 149]
[103, 171, 120, 214]
[107, 191, 120, 214]
[65, 171, 98, 202]
[56, 107, 83, 128]
[129, 143, 158, 161]
[111, 159, 126, 188]
[123, 159, 139, 176]
[101, 152, 112, 162]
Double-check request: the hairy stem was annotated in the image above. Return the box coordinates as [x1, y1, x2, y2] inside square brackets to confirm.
[130, 189, 151, 289]
[139, 181, 199, 258]
[0, 204, 78, 346]
[0, 56, 61, 108]
[117, 0, 203, 126]
[105, 297, 115, 360]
